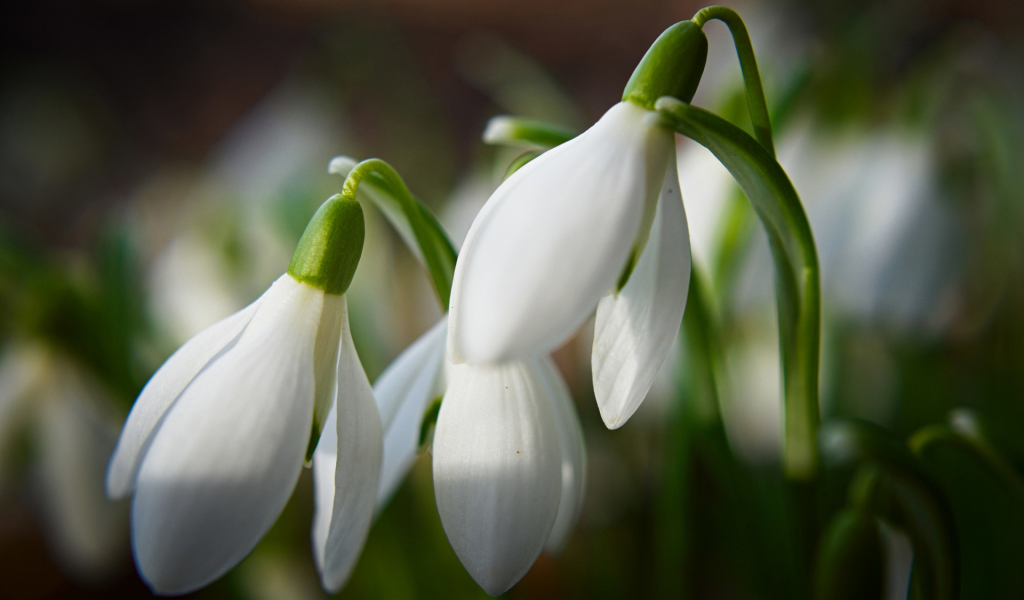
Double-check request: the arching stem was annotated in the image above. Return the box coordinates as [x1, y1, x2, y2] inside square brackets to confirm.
[693, 6, 776, 156]
[338, 158, 458, 310]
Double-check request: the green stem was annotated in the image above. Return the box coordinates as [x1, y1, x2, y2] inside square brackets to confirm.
[658, 97, 821, 479]
[692, 6, 775, 156]
[340, 159, 458, 311]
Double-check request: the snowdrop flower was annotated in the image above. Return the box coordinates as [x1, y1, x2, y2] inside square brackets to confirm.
[106, 194, 381, 595]
[448, 22, 706, 430]
[432, 355, 585, 596]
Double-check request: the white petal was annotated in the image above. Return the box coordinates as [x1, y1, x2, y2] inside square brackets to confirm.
[375, 316, 447, 506]
[311, 402, 338, 579]
[592, 155, 690, 429]
[449, 102, 673, 364]
[312, 298, 383, 593]
[105, 282, 272, 500]
[131, 275, 322, 595]
[312, 293, 345, 444]
[432, 360, 562, 596]
[537, 357, 586, 553]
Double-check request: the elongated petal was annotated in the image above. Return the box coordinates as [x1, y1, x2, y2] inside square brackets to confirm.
[312, 298, 383, 593]
[375, 317, 447, 506]
[449, 102, 673, 364]
[106, 288, 267, 500]
[537, 357, 586, 554]
[310, 293, 345, 453]
[433, 360, 562, 596]
[592, 156, 690, 429]
[132, 275, 322, 595]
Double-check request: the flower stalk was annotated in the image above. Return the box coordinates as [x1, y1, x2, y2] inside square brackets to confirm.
[336, 158, 457, 309]
[657, 97, 821, 479]
[692, 5, 776, 156]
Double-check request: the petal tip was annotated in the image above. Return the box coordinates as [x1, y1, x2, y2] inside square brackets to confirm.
[599, 408, 627, 430]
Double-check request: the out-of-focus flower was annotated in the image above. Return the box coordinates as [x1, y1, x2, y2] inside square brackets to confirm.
[0, 342, 128, 584]
[449, 101, 691, 429]
[107, 195, 381, 595]
[432, 356, 585, 596]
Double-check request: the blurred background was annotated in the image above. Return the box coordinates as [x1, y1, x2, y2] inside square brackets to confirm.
[2, 0, 1024, 598]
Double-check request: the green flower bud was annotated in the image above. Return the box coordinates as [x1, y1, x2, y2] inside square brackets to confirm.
[288, 194, 364, 295]
[622, 20, 708, 109]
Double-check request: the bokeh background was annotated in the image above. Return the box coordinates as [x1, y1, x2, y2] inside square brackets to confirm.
[2, 0, 1024, 598]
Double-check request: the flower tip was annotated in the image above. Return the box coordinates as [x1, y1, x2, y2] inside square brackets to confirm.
[327, 155, 357, 176]
[136, 561, 206, 597]
[481, 116, 516, 145]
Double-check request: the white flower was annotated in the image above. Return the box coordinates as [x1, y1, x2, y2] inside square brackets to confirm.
[107, 194, 381, 595]
[450, 101, 690, 429]
[432, 356, 585, 596]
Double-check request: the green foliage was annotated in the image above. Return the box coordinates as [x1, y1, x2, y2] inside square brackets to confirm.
[813, 508, 883, 600]
[912, 426, 1024, 600]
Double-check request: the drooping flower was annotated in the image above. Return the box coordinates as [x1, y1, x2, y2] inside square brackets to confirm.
[449, 22, 707, 430]
[106, 194, 381, 595]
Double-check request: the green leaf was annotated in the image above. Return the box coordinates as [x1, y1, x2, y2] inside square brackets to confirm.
[820, 420, 960, 600]
[658, 96, 821, 479]
[813, 508, 883, 600]
[911, 425, 1024, 600]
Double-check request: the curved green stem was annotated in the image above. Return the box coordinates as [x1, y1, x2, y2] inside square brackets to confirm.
[657, 97, 820, 478]
[692, 6, 775, 156]
[338, 158, 458, 310]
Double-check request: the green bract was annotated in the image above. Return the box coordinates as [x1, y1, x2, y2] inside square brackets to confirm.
[622, 20, 708, 109]
[483, 116, 578, 149]
[288, 194, 365, 295]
